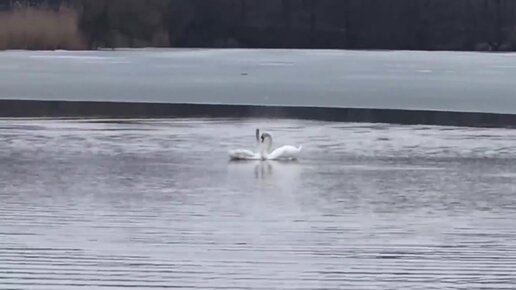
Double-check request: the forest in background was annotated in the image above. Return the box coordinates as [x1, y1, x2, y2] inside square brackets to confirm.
[1, 0, 516, 51]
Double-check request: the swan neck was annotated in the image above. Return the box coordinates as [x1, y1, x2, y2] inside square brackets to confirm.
[259, 135, 272, 159]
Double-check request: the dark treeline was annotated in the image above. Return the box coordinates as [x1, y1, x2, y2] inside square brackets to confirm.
[2, 0, 516, 51]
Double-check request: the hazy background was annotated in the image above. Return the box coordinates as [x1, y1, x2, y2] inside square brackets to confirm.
[1, 0, 516, 51]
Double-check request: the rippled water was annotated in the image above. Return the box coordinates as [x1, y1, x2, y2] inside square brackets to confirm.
[1, 118, 516, 289]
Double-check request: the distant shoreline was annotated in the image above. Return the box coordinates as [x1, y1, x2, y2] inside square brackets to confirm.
[2, 99, 516, 129]
[1, 0, 516, 52]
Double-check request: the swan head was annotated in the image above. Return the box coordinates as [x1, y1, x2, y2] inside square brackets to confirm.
[260, 132, 272, 144]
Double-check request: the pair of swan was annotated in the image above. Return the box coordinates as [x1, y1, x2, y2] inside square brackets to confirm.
[229, 129, 302, 160]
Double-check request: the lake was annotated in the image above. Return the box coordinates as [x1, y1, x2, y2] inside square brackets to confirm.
[1, 117, 516, 289]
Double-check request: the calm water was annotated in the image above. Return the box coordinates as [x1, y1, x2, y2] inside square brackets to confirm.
[1, 118, 516, 289]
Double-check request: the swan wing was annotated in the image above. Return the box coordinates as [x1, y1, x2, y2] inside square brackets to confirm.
[266, 145, 302, 160]
[229, 149, 260, 160]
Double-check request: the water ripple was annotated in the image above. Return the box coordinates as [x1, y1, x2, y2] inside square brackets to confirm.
[1, 118, 516, 289]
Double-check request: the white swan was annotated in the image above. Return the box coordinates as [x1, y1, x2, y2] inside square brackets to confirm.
[227, 129, 262, 160]
[229, 129, 302, 161]
[258, 132, 302, 160]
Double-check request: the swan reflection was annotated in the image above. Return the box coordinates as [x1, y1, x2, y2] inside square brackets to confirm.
[228, 159, 301, 181]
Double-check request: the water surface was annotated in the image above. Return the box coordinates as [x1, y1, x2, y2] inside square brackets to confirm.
[1, 118, 516, 289]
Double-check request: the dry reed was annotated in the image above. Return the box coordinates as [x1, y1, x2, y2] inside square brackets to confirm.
[0, 6, 86, 50]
